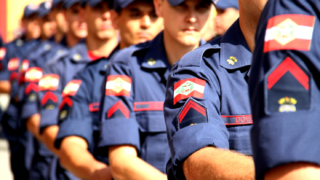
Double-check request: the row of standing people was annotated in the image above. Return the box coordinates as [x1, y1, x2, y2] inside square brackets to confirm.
[2, 0, 317, 179]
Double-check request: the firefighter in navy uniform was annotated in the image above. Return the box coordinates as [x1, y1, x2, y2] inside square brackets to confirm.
[98, 0, 211, 179]
[249, 0, 320, 179]
[163, 0, 267, 179]
[37, 0, 117, 179]
[53, 0, 163, 179]
[0, 4, 40, 179]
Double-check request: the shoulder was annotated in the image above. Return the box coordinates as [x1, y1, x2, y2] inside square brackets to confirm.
[177, 37, 222, 68]
[111, 41, 151, 64]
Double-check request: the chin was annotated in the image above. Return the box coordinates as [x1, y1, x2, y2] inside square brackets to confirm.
[178, 36, 201, 47]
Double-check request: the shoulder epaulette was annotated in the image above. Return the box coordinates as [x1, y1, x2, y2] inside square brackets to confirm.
[178, 42, 220, 68]
[112, 41, 151, 64]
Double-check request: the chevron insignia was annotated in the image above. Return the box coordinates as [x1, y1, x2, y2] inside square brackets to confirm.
[177, 98, 207, 129]
[107, 101, 130, 119]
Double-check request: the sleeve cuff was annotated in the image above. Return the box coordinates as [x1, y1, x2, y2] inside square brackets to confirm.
[251, 113, 320, 180]
[21, 102, 38, 120]
[54, 118, 93, 149]
[40, 108, 59, 134]
[98, 118, 140, 151]
[169, 123, 229, 180]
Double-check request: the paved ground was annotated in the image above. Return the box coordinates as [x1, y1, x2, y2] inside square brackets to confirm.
[0, 139, 13, 180]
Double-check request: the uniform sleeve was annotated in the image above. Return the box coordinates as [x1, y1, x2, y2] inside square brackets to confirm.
[98, 58, 140, 151]
[54, 76, 93, 149]
[0, 46, 9, 81]
[19, 61, 43, 120]
[249, 0, 320, 179]
[164, 58, 229, 179]
[38, 63, 63, 133]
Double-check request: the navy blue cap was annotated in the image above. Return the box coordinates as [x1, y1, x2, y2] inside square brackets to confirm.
[23, 4, 39, 18]
[81, 0, 109, 7]
[113, 0, 153, 10]
[37, 1, 53, 18]
[52, 0, 64, 8]
[64, 0, 81, 8]
[215, 0, 239, 10]
[167, 0, 214, 7]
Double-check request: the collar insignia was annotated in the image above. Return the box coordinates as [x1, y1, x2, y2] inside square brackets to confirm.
[73, 54, 81, 61]
[226, 56, 237, 65]
[147, 58, 156, 66]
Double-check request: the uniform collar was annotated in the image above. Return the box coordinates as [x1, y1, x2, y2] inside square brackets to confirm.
[69, 41, 91, 63]
[142, 31, 170, 69]
[59, 36, 68, 48]
[219, 19, 252, 70]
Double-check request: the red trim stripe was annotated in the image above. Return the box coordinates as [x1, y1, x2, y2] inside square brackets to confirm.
[107, 101, 129, 119]
[133, 101, 163, 111]
[268, 57, 309, 90]
[89, 102, 100, 112]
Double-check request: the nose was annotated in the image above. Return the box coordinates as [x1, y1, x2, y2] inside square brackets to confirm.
[186, 9, 197, 24]
[140, 15, 151, 29]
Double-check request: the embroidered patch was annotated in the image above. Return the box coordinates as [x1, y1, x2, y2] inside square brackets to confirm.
[105, 75, 132, 97]
[177, 98, 207, 129]
[59, 97, 73, 120]
[266, 57, 310, 113]
[39, 74, 59, 91]
[62, 80, 82, 97]
[25, 67, 43, 82]
[8, 58, 19, 71]
[0, 47, 6, 60]
[173, 78, 205, 105]
[107, 101, 130, 119]
[264, 14, 315, 52]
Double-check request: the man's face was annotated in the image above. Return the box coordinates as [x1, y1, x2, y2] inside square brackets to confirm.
[51, 4, 68, 33]
[83, 2, 117, 40]
[22, 14, 41, 39]
[215, 8, 239, 35]
[155, 0, 212, 46]
[39, 14, 57, 39]
[112, 0, 163, 47]
[64, 3, 87, 39]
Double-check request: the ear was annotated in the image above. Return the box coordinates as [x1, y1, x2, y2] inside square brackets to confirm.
[153, 0, 163, 18]
[110, 10, 119, 29]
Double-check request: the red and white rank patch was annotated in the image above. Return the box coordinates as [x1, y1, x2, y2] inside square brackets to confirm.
[25, 67, 43, 82]
[39, 74, 59, 91]
[173, 78, 206, 105]
[62, 80, 82, 97]
[264, 14, 315, 52]
[0, 48, 6, 60]
[20, 60, 30, 72]
[8, 58, 19, 71]
[105, 75, 132, 97]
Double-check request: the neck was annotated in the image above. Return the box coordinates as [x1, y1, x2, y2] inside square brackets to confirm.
[54, 30, 64, 43]
[65, 31, 80, 48]
[40, 34, 48, 41]
[24, 34, 33, 41]
[163, 31, 199, 66]
[86, 34, 118, 57]
[119, 39, 129, 50]
[238, 8, 260, 52]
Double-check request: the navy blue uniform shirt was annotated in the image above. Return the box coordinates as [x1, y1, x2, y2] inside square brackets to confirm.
[248, 0, 320, 179]
[164, 20, 253, 179]
[54, 47, 119, 165]
[99, 32, 205, 173]
[38, 41, 101, 180]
